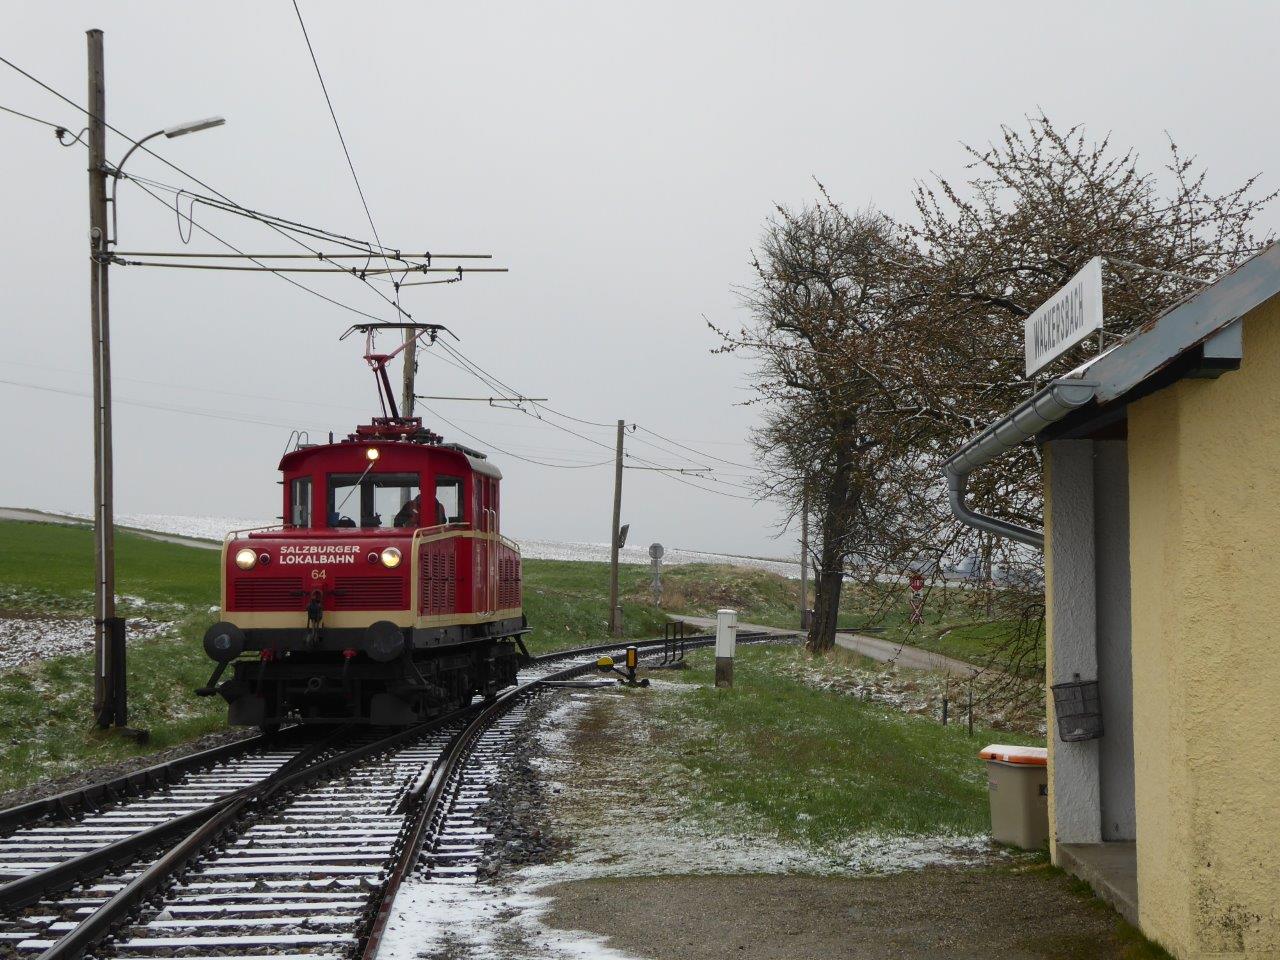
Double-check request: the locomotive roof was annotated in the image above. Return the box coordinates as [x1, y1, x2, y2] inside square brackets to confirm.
[278, 438, 502, 479]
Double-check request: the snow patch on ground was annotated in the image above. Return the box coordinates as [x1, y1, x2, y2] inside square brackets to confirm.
[380, 681, 1000, 960]
[535, 688, 996, 880]
[381, 878, 637, 960]
[0, 613, 173, 670]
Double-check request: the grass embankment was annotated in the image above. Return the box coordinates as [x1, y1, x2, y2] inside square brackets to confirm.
[519, 559, 669, 655]
[633, 563, 1041, 674]
[0, 519, 671, 792]
[657, 643, 1042, 843]
[0, 520, 225, 792]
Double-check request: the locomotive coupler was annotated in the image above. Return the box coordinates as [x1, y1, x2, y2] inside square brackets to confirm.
[306, 590, 325, 649]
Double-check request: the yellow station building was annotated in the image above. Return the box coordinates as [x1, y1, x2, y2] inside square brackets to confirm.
[944, 246, 1280, 959]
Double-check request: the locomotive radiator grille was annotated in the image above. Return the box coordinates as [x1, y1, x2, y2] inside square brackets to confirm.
[232, 577, 305, 610]
[420, 549, 457, 615]
[497, 553, 521, 609]
[333, 576, 408, 610]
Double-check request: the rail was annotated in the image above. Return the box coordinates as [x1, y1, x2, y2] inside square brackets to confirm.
[4, 630, 794, 960]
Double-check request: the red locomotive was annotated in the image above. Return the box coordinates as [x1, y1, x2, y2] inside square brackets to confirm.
[200, 325, 527, 728]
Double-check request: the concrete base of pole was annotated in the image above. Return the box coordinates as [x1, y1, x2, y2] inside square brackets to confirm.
[715, 656, 734, 688]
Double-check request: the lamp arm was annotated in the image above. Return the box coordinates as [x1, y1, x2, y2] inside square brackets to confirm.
[107, 129, 164, 247]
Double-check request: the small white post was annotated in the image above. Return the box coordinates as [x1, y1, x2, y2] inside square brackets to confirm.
[715, 608, 737, 688]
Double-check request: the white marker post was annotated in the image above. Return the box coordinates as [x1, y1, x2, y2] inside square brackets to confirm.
[715, 608, 737, 688]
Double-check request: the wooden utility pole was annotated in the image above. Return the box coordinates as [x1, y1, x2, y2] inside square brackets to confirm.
[799, 485, 810, 630]
[607, 419, 625, 637]
[87, 28, 124, 728]
[401, 329, 416, 419]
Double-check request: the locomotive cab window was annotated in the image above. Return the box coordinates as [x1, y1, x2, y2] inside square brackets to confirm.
[435, 477, 464, 525]
[289, 477, 312, 528]
[328, 473, 420, 529]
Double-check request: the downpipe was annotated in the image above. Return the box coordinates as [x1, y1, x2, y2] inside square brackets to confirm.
[941, 379, 1099, 550]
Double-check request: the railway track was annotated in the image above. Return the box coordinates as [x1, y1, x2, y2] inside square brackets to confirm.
[0, 631, 785, 960]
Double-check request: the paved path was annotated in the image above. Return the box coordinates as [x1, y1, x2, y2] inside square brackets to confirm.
[672, 615, 982, 679]
[0, 507, 220, 551]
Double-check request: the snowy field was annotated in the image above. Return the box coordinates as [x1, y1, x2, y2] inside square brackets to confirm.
[0, 602, 174, 670]
[56, 512, 804, 579]
[378, 685, 998, 960]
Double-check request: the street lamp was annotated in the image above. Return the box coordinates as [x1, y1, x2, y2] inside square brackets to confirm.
[109, 116, 226, 241]
[85, 27, 227, 731]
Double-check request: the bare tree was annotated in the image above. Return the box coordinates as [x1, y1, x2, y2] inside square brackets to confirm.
[719, 115, 1273, 684]
[893, 114, 1274, 686]
[716, 203, 922, 653]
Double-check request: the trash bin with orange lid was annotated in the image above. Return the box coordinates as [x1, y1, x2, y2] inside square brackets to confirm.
[980, 743, 1048, 849]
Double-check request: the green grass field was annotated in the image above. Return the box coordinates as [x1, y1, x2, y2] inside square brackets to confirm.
[658, 644, 1042, 843]
[630, 562, 1040, 674]
[0, 517, 1039, 796]
[0, 518, 678, 792]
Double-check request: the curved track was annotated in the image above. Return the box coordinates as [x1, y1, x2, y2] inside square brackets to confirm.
[0, 631, 786, 960]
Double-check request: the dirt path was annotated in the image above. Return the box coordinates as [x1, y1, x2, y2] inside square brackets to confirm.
[543, 868, 1148, 960]
[672, 614, 982, 678]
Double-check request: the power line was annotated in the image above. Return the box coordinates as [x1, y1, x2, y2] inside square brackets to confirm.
[0, 358, 369, 415]
[0, 51, 411, 320]
[291, 0, 395, 300]
[113, 258, 504, 276]
[1, 100, 87, 145]
[126, 177, 386, 323]
[124, 173, 411, 260]
[417, 403, 614, 469]
[633, 424, 760, 471]
[430, 342, 759, 499]
[113, 250, 491, 260]
[0, 377, 328, 431]
[0, 101, 62, 129]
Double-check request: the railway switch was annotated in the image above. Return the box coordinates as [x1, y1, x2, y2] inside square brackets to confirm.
[595, 647, 650, 687]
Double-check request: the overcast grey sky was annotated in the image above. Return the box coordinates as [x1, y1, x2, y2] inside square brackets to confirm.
[3, 1, 1279, 556]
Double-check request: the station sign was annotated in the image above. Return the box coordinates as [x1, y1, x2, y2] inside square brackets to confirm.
[1024, 256, 1103, 377]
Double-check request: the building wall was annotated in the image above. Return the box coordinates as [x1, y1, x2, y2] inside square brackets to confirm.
[1094, 441, 1135, 841]
[1044, 440, 1135, 855]
[1044, 441, 1101, 852]
[1128, 300, 1280, 958]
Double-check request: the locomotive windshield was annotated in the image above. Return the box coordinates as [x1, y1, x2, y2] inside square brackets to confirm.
[328, 472, 421, 529]
[436, 477, 463, 524]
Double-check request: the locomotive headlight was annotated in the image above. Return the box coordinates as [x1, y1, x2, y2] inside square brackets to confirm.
[380, 546, 402, 568]
[366, 447, 380, 461]
[234, 548, 258, 570]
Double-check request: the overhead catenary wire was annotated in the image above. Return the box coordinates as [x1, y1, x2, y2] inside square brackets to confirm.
[425, 343, 757, 499]
[0, 52, 415, 320]
[291, 0, 398, 311]
[417, 403, 614, 470]
[112, 259, 506, 275]
[633, 424, 760, 471]
[123, 172, 417, 260]
[112, 251, 492, 260]
[126, 177, 387, 323]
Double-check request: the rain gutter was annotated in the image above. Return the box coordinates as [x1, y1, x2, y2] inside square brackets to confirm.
[941, 379, 1099, 550]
